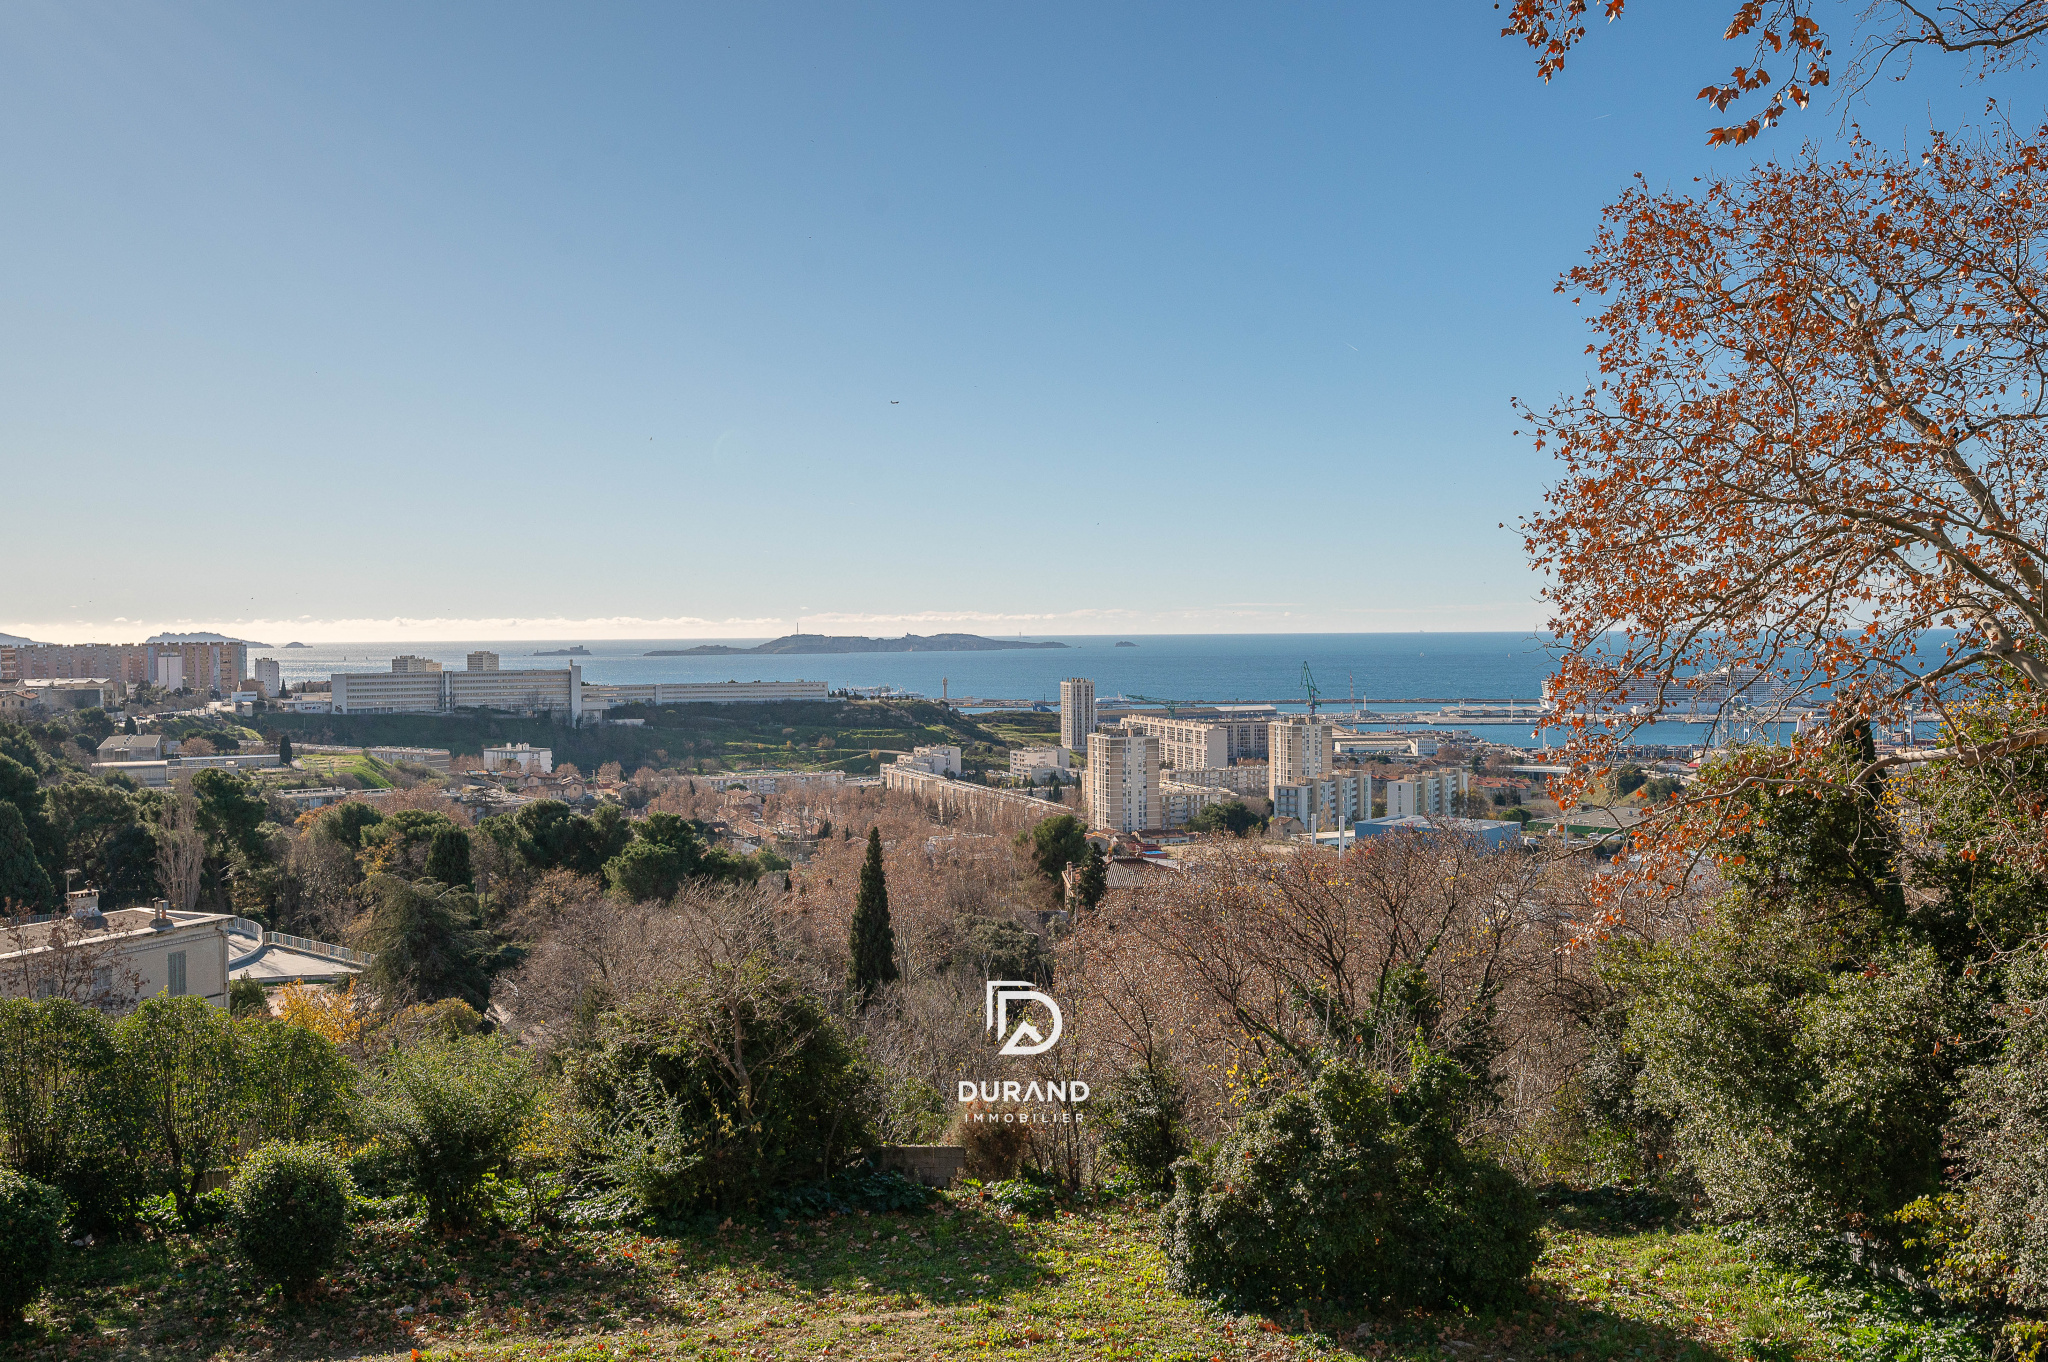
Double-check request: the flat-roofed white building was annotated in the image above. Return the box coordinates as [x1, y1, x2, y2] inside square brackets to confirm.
[894, 744, 962, 776]
[1008, 747, 1069, 782]
[448, 666, 580, 717]
[1, 895, 234, 1010]
[1273, 770, 1370, 834]
[580, 679, 828, 706]
[1336, 733, 1438, 758]
[467, 651, 500, 671]
[252, 658, 282, 698]
[1086, 729, 1160, 833]
[1161, 779, 1235, 828]
[1120, 714, 1228, 770]
[332, 664, 582, 719]
[331, 669, 451, 715]
[1154, 763, 1269, 795]
[482, 743, 553, 774]
[97, 734, 165, 763]
[1384, 768, 1471, 818]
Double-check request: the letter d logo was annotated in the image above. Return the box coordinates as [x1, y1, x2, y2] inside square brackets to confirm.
[984, 980, 1063, 1056]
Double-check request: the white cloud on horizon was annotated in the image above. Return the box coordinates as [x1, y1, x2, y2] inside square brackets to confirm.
[3, 600, 1546, 645]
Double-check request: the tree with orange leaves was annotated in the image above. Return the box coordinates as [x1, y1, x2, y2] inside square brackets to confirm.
[1523, 124, 2048, 880]
[1500, 0, 2048, 144]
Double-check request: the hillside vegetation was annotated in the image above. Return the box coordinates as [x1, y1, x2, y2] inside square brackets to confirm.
[261, 699, 1029, 777]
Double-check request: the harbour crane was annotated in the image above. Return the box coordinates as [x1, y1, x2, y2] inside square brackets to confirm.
[1124, 693, 1189, 718]
[1300, 662, 1322, 716]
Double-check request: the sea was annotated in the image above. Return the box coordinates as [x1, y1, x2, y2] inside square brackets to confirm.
[261, 633, 1720, 753]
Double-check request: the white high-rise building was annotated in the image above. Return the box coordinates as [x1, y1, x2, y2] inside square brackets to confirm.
[1268, 717, 1337, 792]
[252, 658, 281, 698]
[1269, 716, 1349, 835]
[1086, 729, 1160, 833]
[1060, 678, 1097, 752]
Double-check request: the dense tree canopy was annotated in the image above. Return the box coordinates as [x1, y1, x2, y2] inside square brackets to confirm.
[1525, 126, 2048, 885]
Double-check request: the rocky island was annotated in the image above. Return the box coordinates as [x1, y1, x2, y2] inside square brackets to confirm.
[647, 632, 1069, 657]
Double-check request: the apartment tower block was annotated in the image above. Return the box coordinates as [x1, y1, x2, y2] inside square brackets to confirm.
[1059, 677, 1097, 752]
[1086, 729, 1160, 833]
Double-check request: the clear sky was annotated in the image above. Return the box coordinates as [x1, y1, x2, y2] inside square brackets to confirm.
[0, 2, 1991, 644]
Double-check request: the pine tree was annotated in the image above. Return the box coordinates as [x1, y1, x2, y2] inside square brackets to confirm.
[847, 827, 897, 1004]
[0, 801, 54, 911]
[423, 826, 474, 889]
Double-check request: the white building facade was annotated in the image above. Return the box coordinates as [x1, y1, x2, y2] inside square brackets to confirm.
[1086, 729, 1160, 833]
[1008, 746, 1070, 782]
[1059, 678, 1096, 752]
[894, 744, 963, 776]
[1383, 768, 1472, 818]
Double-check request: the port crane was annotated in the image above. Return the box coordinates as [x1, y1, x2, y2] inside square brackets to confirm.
[1300, 663, 1322, 716]
[1124, 693, 1189, 718]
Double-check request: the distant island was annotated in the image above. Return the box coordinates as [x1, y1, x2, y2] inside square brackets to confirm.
[284, 642, 308, 649]
[147, 632, 271, 647]
[0, 632, 38, 646]
[1115, 640, 1138, 647]
[647, 632, 1070, 657]
[534, 646, 593, 656]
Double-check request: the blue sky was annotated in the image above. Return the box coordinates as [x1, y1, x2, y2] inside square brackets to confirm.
[0, 2, 1993, 643]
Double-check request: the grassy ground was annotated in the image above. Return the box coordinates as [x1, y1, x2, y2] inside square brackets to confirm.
[15, 1189, 1983, 1362]
[290, 752, 398, 788]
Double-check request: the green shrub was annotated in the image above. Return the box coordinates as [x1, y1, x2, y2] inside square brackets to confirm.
[1946, 953, 2048, 1310]
[117, 995, 247, 1228]
[0, 1170, 64, 1323]
[228, 1141, 352, 1292]
[573, 958, 875, 1217]
[344, 1138, 411, 1197]
[1617, 912, 1982, 1258]
[1098, 1058, 1191, 1198]
[228, 978, 268, 1018]
[986, 1178, 1055, 1217]
[1163, 1046, 1542, 1311]
[0, 998, 149, 1235]
[368, 1035, 537, 1231]
[242, 1020, 357, 1144]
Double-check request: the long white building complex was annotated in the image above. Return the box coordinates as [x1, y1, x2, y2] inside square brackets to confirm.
[581, 679, 829, 708]
[329, 654, 830, 720]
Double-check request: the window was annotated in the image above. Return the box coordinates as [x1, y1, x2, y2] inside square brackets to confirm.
[167, 951, 187, 997]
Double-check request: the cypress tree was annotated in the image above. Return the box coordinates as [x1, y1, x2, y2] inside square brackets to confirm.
[277, 733, 293, 765]
[1075, 843, 1109, 911]
[848, 827, 898, 1004]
